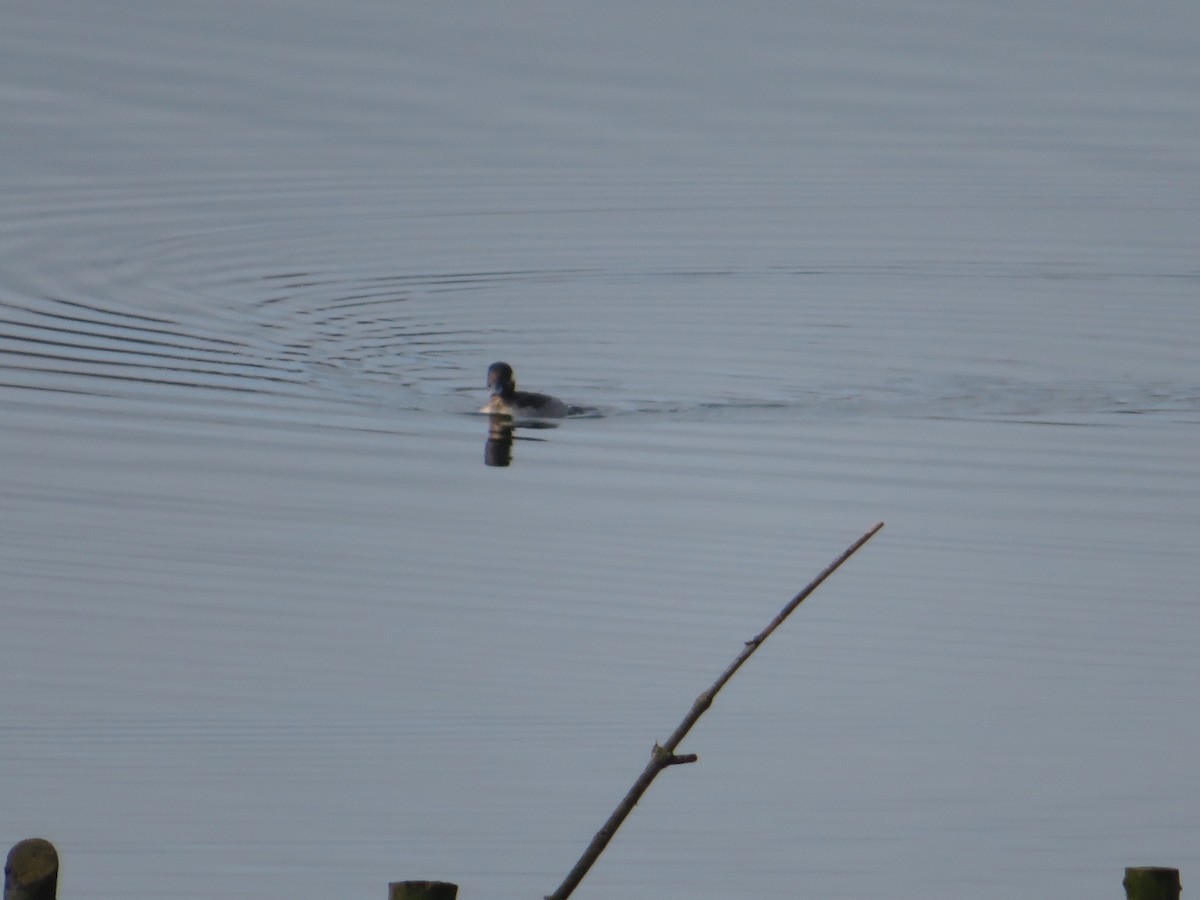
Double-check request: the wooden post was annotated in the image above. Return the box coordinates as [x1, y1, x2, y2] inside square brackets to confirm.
[1124, 867, 1181, 900]
[388, 881, 458, 900]
[4, 839, 58, 900]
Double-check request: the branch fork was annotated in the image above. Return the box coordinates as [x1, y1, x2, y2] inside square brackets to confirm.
[546, 522, 885, 900]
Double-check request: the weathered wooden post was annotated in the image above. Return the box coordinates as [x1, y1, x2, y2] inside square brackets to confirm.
[388, 880, 458, 900]
[4, 839, 58, 900]
[1124, 867, 1181, 900]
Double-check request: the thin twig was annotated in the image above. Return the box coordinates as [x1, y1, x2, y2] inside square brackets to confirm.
[545, 521, 885, 900]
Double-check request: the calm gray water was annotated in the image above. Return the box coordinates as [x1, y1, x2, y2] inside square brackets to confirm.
[2, 2, 1198, 899]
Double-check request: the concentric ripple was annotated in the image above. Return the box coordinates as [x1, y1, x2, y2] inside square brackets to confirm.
[2, 176, 1197, 427]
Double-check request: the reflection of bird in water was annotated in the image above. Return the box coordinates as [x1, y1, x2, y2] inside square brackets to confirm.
[484, 418, 514, 467]
[480, 361, 570, 418]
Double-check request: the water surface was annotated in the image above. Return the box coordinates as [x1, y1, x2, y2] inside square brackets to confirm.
[2, 2, 1198, 899]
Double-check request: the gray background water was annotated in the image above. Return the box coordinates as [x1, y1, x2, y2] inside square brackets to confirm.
[2, 2, 1198, 898]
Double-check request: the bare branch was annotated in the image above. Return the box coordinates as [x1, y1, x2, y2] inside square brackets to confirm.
[546, 522, 885, 900]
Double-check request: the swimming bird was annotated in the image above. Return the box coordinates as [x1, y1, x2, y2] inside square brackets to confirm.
[480, 361, 570, 418]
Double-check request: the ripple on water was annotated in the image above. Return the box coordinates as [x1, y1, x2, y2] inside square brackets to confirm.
[1, 176, 1197, 428]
